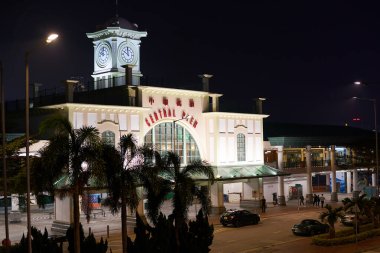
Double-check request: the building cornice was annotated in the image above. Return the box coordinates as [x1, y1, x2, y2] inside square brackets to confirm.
[138, 85, 222, 98]
[202, 112, 269, 119]
[86, 27, 148, 40]
[41, 103, 151, 113]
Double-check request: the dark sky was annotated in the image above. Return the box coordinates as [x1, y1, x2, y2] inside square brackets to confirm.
[1, 0, 380, 130]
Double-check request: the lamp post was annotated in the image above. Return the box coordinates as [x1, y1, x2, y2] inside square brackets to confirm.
[1, 61, 10, 251]
[353, 96, 378, 194]
[25, 33, 58, 253]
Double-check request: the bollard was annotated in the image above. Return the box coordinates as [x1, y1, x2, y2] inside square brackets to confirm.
[107, 225, 109, 238]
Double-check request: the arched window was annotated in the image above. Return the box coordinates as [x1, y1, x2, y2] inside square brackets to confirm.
[102, 131, 115, 147]
[144, 122, 200, 164]
[237, 133, 246, 161]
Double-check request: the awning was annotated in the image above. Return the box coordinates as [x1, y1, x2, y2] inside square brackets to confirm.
[194, 164, 291, 182]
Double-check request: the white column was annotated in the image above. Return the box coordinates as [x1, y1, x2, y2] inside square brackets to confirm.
[326, 174, 330, 187]
[372, 173, 377, 187]
[305, 145, 313, 203]
[347, 171, 352, 193]
[353, 168, 358, 192]
[11, 194, 19, 211]
[210, 182, 225, 214]
[277, 146, 286, 206]
[55, 196, 73, 223]
[330, 145, 338, 201]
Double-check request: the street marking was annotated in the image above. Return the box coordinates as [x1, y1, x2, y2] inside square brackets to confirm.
[236, 237, 307, 253]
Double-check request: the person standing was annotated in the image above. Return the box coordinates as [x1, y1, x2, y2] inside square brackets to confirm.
[299, 195, 305, 206]
[261, 197, 266, 213]
[320, 194, 325, 208]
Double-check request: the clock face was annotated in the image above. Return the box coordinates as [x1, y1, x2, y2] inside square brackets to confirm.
[121, 46, 134, 63]
[96, 44, 110, 67]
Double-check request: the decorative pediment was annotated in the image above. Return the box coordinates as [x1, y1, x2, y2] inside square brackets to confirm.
[87, 28, 147, 40]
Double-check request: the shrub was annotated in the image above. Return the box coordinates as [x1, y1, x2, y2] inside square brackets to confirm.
[66, 223, 107, 253]
[312, 225, 380, 246]
[0, 227, 60, 253]
[129, 209, 213, 253]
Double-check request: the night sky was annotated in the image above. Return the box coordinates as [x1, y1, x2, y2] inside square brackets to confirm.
[1, 0, 380, 130]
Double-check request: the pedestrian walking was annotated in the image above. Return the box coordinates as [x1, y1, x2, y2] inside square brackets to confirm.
[261, 196, 266, 213]
[320, 194, 325, 208]
[313, 194, 317, 206]
[317, 195, 320, 207]
[299, 195, 305, 206]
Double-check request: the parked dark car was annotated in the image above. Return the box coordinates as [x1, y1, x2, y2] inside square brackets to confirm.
[220, 209, 260, 227]
[291, 219, 329, 236]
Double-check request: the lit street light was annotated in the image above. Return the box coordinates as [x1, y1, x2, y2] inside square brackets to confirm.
[352, 96, 378, 194]
[25, 33, 58, 253]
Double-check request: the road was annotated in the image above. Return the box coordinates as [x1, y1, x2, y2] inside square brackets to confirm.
[212, 209, 319, 253]
[211, 208, 380, 253]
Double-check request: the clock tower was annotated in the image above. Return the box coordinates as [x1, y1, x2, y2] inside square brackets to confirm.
[86, 17, 147, 88]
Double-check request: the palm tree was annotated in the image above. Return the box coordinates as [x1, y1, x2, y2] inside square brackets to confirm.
[138, 148, 172, 225]
[148, 151, 214, 252]
[33, 115, 102, 253]
[371, 197, 380, 228]
[319, 204, 345, 238]
[101, 133, 144, 253]
[342, 194, 370, 231]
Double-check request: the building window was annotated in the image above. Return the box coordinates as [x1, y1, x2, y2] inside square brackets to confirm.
[237, 133, 246, 161]
[144, 122, 200, 164]
[102, 131, 115, 147]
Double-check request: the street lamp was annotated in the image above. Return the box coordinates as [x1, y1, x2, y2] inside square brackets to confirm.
[352, 96, 378, 194]
[25, 33, 58, 253]
[1, 61, 11, 251]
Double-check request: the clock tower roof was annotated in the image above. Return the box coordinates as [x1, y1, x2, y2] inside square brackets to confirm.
[96, 16, 139, 31]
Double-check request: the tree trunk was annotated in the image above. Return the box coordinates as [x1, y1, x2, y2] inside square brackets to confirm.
[175, 214, 181, 253]
[121, 189, 128, 253]
[328, 224, 335, 239]
[73, 182, 81, 253]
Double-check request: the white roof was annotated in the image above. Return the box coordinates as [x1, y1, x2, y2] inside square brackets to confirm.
[18, 140, 49, 157]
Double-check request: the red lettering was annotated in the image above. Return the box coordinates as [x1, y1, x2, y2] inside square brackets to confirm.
[163, 108, 167, 117]
[173, 109, 176, 117]
[168, 108, 172, 117]
[163, 97, 168, 105]
[158, 109, 162, 119]
[154, 112, 158, 121]
[145, 118, 151, 127]
[176, 98, 182, 106]
[190, 117, 194, 124]
[182, 111, 186, 118]
[193, 120, 198, 128]
[149, 114, 155, 124]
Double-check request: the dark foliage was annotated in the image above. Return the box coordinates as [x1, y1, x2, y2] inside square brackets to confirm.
[0, 227, 61, 253]
[127, 210, 213, 253]
[66, 223, 108, 253]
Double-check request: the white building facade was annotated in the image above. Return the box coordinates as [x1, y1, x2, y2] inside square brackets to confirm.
[43, 16, 285, 228]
